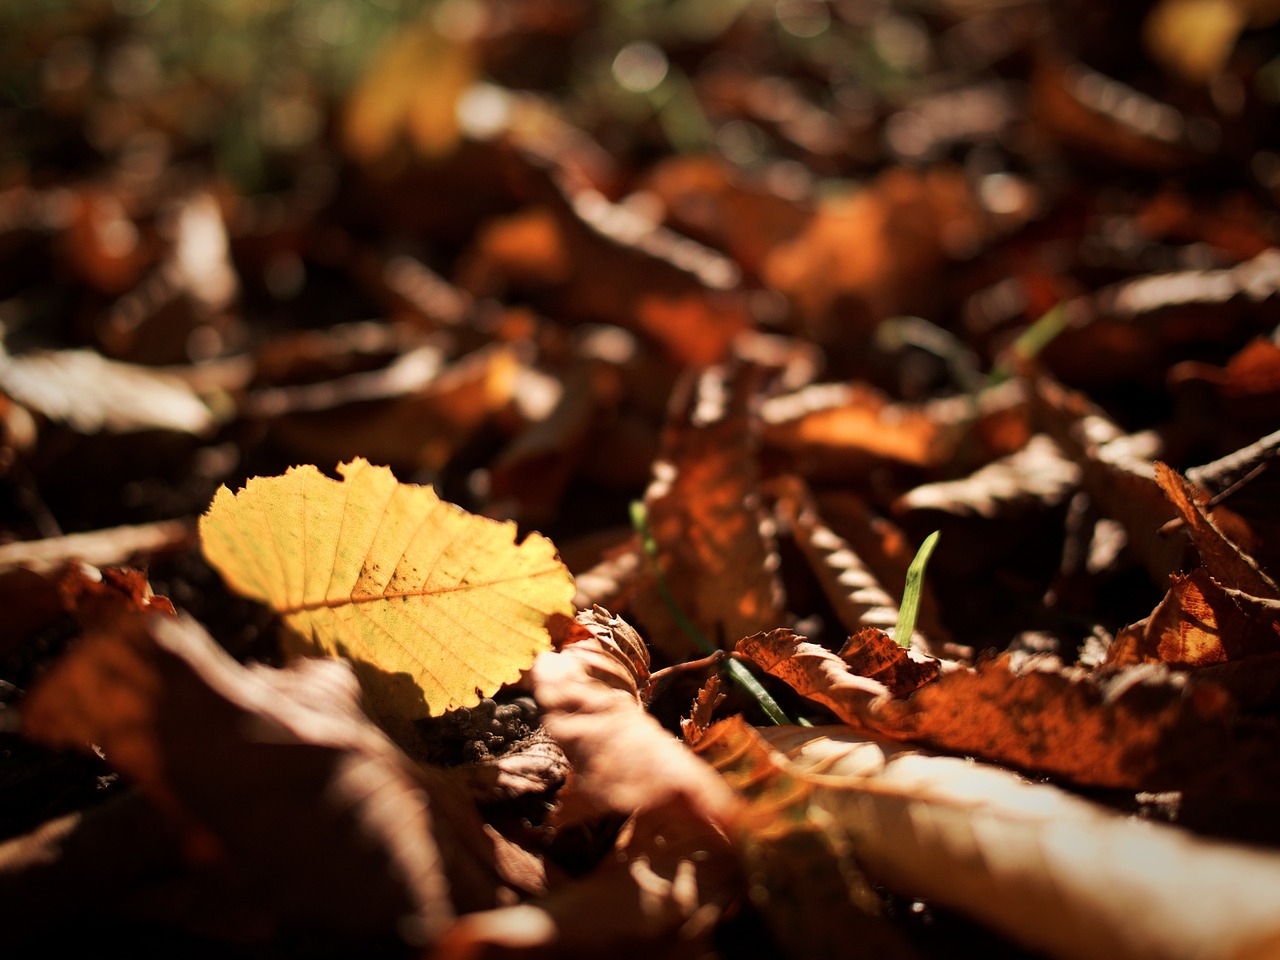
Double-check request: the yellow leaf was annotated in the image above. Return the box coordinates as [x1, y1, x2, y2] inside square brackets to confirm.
[200, 458, 575, 719]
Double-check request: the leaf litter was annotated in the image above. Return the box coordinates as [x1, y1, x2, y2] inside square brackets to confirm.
[6, 2, 1280, 957]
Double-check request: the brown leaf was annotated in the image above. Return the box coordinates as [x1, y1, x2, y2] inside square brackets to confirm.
[1109, 569, 1280, 667]
[894, 433, 1080, 519]
[642, 155, 813, 278]
[530, 607, 737, 827]
[680, 672, 725, 747]
[457, 172, 748, 365]
[1154, 460, 1280, 597]
[0, 519, 195, 575]
[694, 717, 916, 960]
[737, 629, 890, 718]
[762, 378, 1030, 482]
[762, 166, 990, 342]
[432, 796, 741, 960]
[635, 362, 785, 656]
[738, 629, 1280, 796]
[772, 725, 1280, 960]
[1031, 373, 1184, 584]
[22, 609, 537, 945]
[0, 348, 217, 435]
[838, 628, 940, 699]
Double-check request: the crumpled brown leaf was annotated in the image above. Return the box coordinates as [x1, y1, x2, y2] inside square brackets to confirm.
[738, 629, 1280, 797]
[443, 607, 745, 959]
[21, 608, 541, 946]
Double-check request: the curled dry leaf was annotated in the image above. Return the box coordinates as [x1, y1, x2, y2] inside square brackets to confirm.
[681, 672, 725, 747]
[738, 629, 1280, 796]
[450, 606, 746, 958]
[1153, 461, 1280, 597]
[1109, 568, 1280, 667]
[530, 606, 736, 826]
[20, 609, 535, 946]
[895, 433, 1081, 519]
[200, 458, 575, 719]
[762, 724, 1280, 960]
[838, 628, 940, 699]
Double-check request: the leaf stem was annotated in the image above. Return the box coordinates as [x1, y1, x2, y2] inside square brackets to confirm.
[630, 500, 794, 726]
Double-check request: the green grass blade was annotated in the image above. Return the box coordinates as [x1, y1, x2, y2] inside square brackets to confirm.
[894, 531, 940, 649]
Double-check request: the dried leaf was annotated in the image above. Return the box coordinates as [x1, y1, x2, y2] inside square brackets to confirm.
[739, 630, 1280, 796]
[0, 349, 216, 435]
[895, 433, 1080, 519]
[636, 362, 785, 656]
[767, 725, 1280, 960]
[1032, 373, 1184, 584]
[21, 609, 514, 945]
[530, 607, 736, 826]
[0, 519, 195, 575]
[1109, 568, 1280, 667]
[200, 458, 575, 719]
[1154, 461, 1280, 597]
[762, 166, 989, 341]
[695, 717, 913, 960]
[838, 628, 940, 699]
[681, 672, 725, 747]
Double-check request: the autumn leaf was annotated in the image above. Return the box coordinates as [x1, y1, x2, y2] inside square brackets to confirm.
[199, 458, 575, 719]
[694, 717, 913, 960]
[763, 724, 1280, 960]
[20, 609, 523, 945]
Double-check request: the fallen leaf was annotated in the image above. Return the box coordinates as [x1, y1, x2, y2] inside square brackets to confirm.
[530, 606, 736, 826]
[764, 724, 1280, 960]
[738, 629, 1280, 796]
[838, 628, 940, 699]
[1153, 461, 1280, 597]
[695, 717, 914, 960]
[895, 433, 1080, 519]
[0, 519, 195, 575]
[0, 348, 216, 435]
[762, 166, 990, 343]
[1109, 568, 1280, 667]
[200, 458, 575, 719]
[635, 362, 785, 657]
[21, 609, 528, 945]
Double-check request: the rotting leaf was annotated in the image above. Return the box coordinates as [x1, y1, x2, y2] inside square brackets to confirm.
[199, 458, 575, 719]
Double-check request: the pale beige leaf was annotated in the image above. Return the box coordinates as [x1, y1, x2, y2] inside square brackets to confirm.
[767, 725, 1280, 960]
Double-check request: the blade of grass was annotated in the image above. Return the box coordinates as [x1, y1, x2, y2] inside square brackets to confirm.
[630, 500, 795, 726]
[894, 530, 939, 649]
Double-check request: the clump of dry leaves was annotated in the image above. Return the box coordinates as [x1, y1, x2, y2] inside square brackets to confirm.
[5, 1, 1280, 957]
